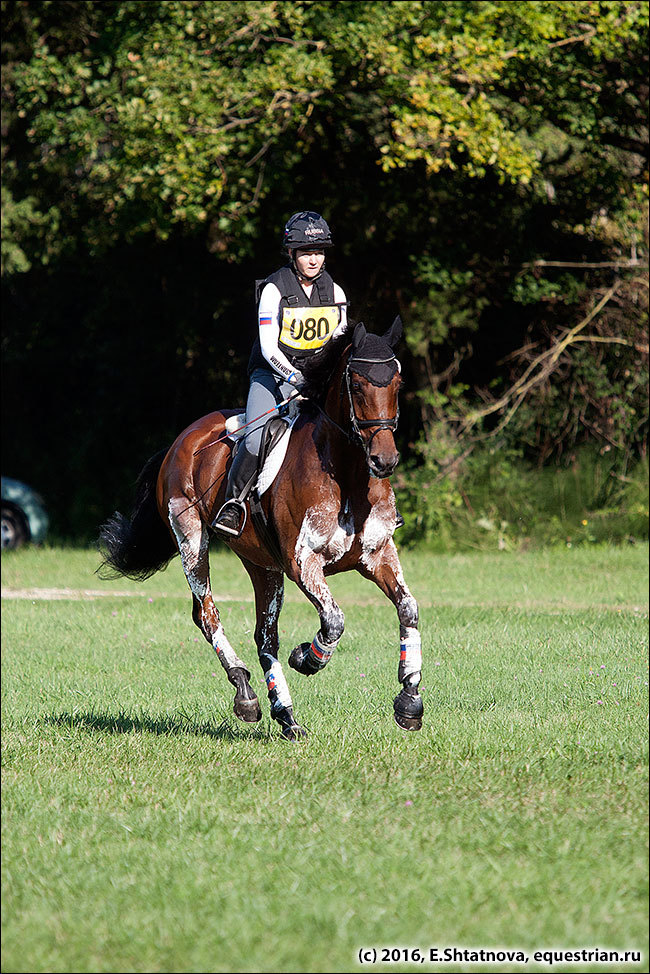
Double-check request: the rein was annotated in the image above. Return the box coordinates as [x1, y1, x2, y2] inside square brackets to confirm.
[193, 391, 303, 456]
[311, 400, 353, 442]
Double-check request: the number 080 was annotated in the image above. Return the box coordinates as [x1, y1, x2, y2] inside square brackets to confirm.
[290, 317, 330, 341]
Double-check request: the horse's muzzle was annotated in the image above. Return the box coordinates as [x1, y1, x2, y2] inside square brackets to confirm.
[369, 451, 400, 478]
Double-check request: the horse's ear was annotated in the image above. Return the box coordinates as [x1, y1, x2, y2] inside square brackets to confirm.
[383, 315, 403, 349]
[352, 322, 367, 352]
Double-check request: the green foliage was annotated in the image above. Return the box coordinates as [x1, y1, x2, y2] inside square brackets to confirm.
[396, 445, 649, 551]
[2, 0, 648, 539]
[0, 185, 61, 273]
[509, 271, 586, 306]
[408, 257, 486, 348]
[3, 0, 648, 262]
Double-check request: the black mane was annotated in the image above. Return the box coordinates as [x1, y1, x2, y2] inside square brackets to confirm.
[299, 320, 356, 400]
[300, 318, 401, 399]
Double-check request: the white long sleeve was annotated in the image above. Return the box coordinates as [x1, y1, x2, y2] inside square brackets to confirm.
[258, 282, 297, 379]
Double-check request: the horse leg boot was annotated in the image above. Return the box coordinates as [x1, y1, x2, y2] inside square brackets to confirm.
[393, 625, 424, 731]
[212, 444, 258, 537]
[287, 556, 345, 677]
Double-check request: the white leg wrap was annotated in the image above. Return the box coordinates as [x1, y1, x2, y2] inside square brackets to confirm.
[214, 625, 247, 671]
[400, 628, 422, 686]
[265, 660, 293, 711]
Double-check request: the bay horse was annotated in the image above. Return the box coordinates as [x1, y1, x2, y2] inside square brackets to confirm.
[98, 318, 423, 740]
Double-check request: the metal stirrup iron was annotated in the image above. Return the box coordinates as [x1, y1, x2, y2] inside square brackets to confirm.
[213, 463, 259, 537]
[213, 498, 248, 537]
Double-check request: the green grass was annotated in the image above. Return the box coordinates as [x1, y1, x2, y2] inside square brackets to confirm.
[2, 544, 648, 973]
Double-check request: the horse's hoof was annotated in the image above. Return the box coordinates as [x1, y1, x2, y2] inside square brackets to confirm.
[288, 642, 321, 676]
[233, 693, 262, 723]
[394, 710, 423, 731]
[272, 705, 307, 741]
[279, 723, 308, 742]
[393, 687, 423, 732]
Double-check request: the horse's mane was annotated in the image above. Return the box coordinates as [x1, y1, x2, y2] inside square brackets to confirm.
[301, 317, 402, 401]
[299, 320, 356, 401]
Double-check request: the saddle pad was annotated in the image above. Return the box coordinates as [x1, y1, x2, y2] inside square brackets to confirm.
[224, 413, 297, 497]
[225, 413, 247, 437]
[256, 417, 296, 495]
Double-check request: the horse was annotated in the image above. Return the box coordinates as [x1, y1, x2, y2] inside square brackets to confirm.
[98, 318, 423, 740]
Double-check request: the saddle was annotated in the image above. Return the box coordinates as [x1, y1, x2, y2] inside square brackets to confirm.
[224, 408, 298, 497]
[224, 406, 300, 560]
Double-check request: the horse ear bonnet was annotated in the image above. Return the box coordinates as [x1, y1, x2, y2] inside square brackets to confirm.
[350, 320, 401, 388]
[383, 316, 403, 349]
[352, 322, 367, 352]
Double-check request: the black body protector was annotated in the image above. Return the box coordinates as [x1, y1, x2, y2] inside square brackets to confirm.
[248, 265, 346, 375]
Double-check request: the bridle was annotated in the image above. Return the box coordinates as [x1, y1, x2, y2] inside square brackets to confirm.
[344, 356, 400, 457]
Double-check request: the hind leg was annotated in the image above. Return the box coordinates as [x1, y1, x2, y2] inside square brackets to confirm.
[168, 498, 261, 723]
[241, 558, 306, 741]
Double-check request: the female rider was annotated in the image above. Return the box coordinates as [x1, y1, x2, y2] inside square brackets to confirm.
[213, 211, 349, 537]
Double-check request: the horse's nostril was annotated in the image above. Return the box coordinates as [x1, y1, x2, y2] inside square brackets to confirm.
[371, 454, 399, 474]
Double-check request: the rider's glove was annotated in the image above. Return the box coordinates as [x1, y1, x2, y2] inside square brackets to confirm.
[287, 369, 307, 392]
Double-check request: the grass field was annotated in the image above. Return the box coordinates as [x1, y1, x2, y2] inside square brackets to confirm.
[2, 543, 648, 973]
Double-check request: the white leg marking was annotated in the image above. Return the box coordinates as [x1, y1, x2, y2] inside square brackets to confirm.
[168, 499, 246, 670]
[295, 506, 346, 643]
[295, 503, 354, 568]
[168, 498, 208, 599]
[360, 503, 395, 571]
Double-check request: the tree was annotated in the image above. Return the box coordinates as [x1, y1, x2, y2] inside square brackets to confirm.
[2, 0, 647, 540]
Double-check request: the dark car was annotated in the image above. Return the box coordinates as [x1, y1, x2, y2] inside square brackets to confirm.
[1, 477, 49, 550]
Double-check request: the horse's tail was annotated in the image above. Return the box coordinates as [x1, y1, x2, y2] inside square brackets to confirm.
[97, 448, 177, 582]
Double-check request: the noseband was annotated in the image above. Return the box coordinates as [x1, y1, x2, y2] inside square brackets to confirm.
[344, 356, 400, 456]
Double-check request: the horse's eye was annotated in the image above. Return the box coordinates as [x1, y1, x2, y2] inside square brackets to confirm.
[351, 381, 362, 393]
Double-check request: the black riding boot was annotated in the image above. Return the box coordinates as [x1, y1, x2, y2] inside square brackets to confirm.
[212, 444, 258, 537]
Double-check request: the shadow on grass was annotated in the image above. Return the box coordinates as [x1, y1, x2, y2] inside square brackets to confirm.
[43, 710, 274, 742]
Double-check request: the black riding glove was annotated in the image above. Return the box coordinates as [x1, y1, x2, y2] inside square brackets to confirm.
[287, 369, 308, 392]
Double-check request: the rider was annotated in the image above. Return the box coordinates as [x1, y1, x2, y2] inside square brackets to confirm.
[213, 210, 350, 537]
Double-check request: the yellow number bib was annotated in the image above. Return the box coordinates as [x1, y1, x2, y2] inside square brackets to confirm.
[279, 306, 341, 352]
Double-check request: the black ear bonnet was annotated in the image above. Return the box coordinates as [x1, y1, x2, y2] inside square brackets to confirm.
[349, 319, 402, 387]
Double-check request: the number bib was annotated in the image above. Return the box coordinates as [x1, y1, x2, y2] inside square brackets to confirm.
[279, 305, 341, 353]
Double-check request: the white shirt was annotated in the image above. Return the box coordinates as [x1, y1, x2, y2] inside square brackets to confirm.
[258, 279, 348, 380]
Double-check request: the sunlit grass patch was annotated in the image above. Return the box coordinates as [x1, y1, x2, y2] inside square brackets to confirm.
[2, 545, 648, 972]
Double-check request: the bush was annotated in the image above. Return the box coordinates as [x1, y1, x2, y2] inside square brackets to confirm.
[394, 445, 649, 551]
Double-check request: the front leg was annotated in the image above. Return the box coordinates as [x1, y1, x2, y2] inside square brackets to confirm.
[286, 545, 345, 677]
[358, 539, 423, 731]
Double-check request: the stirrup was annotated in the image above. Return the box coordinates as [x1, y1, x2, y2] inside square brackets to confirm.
[213, 499, 248, 538]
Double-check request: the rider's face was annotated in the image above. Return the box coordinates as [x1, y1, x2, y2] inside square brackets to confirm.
[293, 248, 325, 280]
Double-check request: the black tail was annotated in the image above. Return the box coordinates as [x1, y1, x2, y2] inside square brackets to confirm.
[97, 449, 177, 581]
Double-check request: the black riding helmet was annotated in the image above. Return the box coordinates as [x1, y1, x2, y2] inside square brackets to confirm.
[282, 211, 333, 251]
